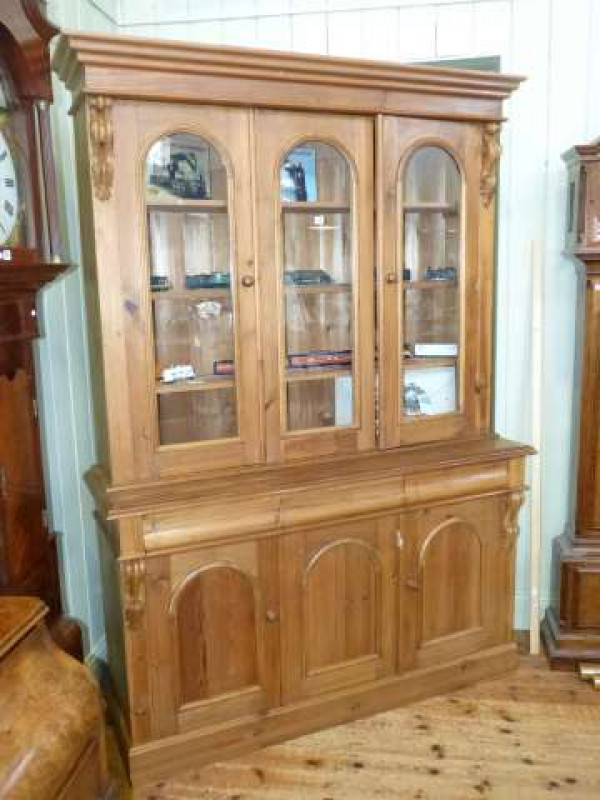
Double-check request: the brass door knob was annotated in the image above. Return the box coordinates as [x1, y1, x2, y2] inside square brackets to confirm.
[385, 273, 398, 284]
[241, 275, 255, 288]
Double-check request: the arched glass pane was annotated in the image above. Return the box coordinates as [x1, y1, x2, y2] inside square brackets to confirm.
[146, 133, 238, 445]
[280, 142, 354, 432]
[402, 146, 461, 418]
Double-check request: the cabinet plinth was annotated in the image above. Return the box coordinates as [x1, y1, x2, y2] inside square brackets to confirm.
[54, 32, 528, 791]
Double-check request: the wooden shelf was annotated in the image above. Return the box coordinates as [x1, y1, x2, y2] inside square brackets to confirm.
[286, 367, 352, 383]
[152, 288, 231, 300]
[156, 376, 235, 395]
[284, 283, 351, 294]
[147, 198, 227, 212]
[404, 203, 458, 214]
[404, 356, 457, 369]
[404, 280, 457, 290]
[281, 201, 350, 214]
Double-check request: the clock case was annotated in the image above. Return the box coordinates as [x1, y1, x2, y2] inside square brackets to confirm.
[0, 0, 81, 659]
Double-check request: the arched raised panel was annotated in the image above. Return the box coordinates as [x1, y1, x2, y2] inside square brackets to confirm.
[418, 518, 482, 645]
[170, 564, 259, 706]
[304, 540, 381, 673]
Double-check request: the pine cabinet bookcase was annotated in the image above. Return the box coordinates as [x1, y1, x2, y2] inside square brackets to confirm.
[54, 33, 531, 789]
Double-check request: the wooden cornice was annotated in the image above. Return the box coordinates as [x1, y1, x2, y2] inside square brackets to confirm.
[53, 32, 524, 122]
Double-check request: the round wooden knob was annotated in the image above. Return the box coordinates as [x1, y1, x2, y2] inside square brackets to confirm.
[265, 609, 278, 623]
[241, 275, 255, 288]
[386, 273, 398, 284]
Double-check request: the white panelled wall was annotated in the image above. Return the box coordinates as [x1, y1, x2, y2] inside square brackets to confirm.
[41, 0, 600, 659]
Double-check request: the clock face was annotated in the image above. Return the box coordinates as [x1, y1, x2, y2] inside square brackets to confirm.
[0, 130, 18, 246]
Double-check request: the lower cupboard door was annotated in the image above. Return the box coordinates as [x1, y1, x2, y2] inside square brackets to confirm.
[280, 520, 397, 703]
[144, 540, 279, 739]
[402, 497, 508, 669]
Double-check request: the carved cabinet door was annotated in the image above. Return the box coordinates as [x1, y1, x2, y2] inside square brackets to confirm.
[142, 538, 280, 740]
[279, 519, 396, 703]
[398, 496, 513, 670]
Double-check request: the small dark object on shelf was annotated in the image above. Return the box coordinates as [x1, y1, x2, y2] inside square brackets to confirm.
[185, 272, 231, 289]
[288, 349, 352, 369]
[214, 359, 235, 376]
[425, 267, 456, 281]
[403, 269, 411, 281]
[150, 275, 172, 292]
[284, 269, 332, 286]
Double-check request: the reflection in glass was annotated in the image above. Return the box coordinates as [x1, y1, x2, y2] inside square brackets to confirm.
[402, 146, 461, 417]
[280, 142, 355, 431]
[146, 133, 238, 445]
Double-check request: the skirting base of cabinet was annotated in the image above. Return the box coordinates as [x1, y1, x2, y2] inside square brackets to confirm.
[128, 642, 518, 790]
[541, 606, 600, 670]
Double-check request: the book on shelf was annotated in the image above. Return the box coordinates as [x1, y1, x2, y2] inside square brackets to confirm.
[412, 343, 458, 358]
[287, 349, 352, 369]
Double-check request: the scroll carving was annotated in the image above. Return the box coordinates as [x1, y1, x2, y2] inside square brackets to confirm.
[89, 96, 114, 202]
[121, 559, 146, 628]
[503, 491, 525, 545]
[481, 122, 501, 208]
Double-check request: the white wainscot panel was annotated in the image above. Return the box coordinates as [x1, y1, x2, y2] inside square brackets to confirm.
[222, 17, 258, 46]
[327, 10, 362, 57]
[257, 14, 293, 49]
[435, 4, 475, 59]
[292, 13, 327, 54]
[473, 0, 511, 57]
[396, 6, 436, 62]
[359, 8, 397, 61]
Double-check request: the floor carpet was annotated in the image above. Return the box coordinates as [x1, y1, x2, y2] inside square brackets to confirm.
[110, 656, 600, 800]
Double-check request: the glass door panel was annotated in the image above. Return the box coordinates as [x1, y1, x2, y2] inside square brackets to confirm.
[281, 142, 355, 432]
[401, 146, 461, 418]
[146, 133, 238, 446]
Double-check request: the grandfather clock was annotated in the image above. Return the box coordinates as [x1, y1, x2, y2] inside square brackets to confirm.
[542, 136, 600, 669]
[0, 0, 82, 658]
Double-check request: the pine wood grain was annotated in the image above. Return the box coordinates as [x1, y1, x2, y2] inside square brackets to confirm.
[109, 655, 600, 800]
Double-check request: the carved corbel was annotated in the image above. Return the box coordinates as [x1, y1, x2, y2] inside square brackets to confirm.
[88, 95, 114, 202]
[121, 559, 146, 629]
[481, 122, 501, 208]
[503, 490, 525, 546]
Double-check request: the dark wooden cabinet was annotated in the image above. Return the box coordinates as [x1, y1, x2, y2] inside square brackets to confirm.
[542, 136, 600, 668]
[0, 1, 81, 658]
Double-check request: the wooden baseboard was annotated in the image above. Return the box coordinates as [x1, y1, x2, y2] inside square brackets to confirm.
[541, 606, 600, 670]
[128, 642, 518, 790]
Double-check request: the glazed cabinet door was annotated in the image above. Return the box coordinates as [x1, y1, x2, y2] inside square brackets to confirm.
[89, 101, 262, 482]
[397, 496, 513, 669]
[280, 519, 396, 703]
[254, 110, 375, 463]
[378, 116, 489, 448]
[143, 538, 280, 739]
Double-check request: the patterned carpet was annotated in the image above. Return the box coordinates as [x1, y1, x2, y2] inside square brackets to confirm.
[110, 656, 600, 800]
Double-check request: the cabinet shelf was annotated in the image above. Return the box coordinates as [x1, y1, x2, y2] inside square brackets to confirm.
[404, 281, 457, 291]
[403, 356, 457, 369]
[281, 201, 350, 214]
[286, 367, 352, 382]
[152, 288, 232, 300]
[156, 376, 235, 394]
[147, 198, 227, 213]
[404, 202, 458, 214]
[284, 283, 351, 295]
